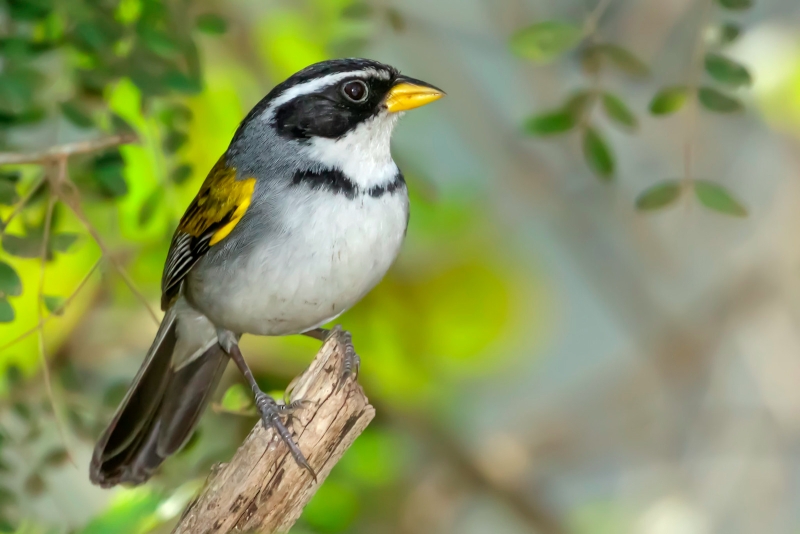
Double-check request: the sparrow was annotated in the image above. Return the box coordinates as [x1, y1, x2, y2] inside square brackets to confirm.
[89, 58, 444, 487]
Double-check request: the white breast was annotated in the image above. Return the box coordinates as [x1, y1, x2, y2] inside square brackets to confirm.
[193, 186, 409, 336]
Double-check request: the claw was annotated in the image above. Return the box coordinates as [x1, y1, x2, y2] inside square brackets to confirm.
[335, 329, 360, 393]
[254, 392, 317, 480]
[301, 326, 360, 392]
[277, 398, 312, 415]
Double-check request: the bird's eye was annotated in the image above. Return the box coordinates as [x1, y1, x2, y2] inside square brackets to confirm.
[341, 80, 368, 102]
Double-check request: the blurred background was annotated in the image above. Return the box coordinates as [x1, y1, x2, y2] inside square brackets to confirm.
[1, 0, 799, 532]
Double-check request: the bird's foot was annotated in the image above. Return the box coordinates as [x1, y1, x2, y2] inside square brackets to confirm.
[331, 325, 360, 392]
[218, 330, 316, 479]
[276, 398, 312, 415]
[303, 326, 360, 392]
[254, 391, 316, 479]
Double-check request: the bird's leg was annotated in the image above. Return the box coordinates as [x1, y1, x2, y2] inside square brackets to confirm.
[302, 325, 360, 391]
[302, 327, 329, 342]
[217, 330, 316, 479]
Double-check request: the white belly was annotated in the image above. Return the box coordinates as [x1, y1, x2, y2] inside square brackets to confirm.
[190, 189, 408, 336]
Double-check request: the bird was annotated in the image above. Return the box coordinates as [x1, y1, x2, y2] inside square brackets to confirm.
[89, 58, 444, 487]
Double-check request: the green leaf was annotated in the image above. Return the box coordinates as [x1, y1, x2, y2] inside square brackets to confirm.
[159, 104, 193, 128]
[510, 21, 583, 63]
[2, 234, 41, 258]
[0, 180, 18, 205]
[0, 298, 13, 323]
[163, 130, 188, 153]
[73, 21, 109, 51]
[565, 90, 594, 117]
[717, 0, 753, 10]
[582, 126, 614, 180]
[0, 170, 20, 183]
[386, 8, 406, 32]
[8, 0, 51, 20]
[195, 13, 227, 34]
[583, 44, 649, 77]
[138, 189, 163, 226]
[0, 72, 36, 113]
[41, 447, 69, 467]
[705, 53, 752, 87]
[635, 180, 682, 211]
[0, 37, 55, 58]
[699, 86, 743, 113]
[94, 151, 128, 198]
[220, 383, 254, 413]
[111, 113, 135, 135]
[130, 68, 166, 97]
[51, 233, 80, 253]
[650, 86, 689, 115]
[523, 110, 576, 136]
[6, 365, 23, 388]
[138, 26, 180, 57]
[694, 180, 747, 217]
[719, 23, 741, 44]
[342, 2, 373, 18]
[601, 93, 637, 130]
[44, 295, 65, 315]
[13, 401, 32, 421]
[60, 101, 94, 128]
[163, 71, 202, 94]
[0, 262, 22, 296]
[171, 164, 193, 185]
[0, 106, 46, 126]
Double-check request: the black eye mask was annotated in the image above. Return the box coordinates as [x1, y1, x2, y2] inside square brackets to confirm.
[270, 76, 395, 140]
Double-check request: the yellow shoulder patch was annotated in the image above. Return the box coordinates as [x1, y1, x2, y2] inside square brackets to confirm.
[209, 180, 255, 245]
[178, 157, 256, 245]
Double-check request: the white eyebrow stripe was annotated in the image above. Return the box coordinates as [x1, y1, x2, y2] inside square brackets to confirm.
[265, 68, 390, 116]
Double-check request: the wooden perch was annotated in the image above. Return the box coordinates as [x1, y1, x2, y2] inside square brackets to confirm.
[173, 330, 375, 534]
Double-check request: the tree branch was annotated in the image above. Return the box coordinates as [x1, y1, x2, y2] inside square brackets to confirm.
[0, 134, 138, 166]
[173, 330, 375, 534]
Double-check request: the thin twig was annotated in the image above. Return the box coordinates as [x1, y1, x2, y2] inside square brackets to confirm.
[0, 259, 102, 353]
[583, 0, 614, 36]
[683, 0, 714, 186]
[575, 0, 613, 150]
[60, 180, 160, 325]
[35, 162, 76, 467]
[0, 133, 158, 332]
[0, 134, 138, 166]
[0, 176, 45, 239]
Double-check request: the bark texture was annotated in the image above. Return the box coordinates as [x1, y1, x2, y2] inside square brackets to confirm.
[173, 330, 375, 534]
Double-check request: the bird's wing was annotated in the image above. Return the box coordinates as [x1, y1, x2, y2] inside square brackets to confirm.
[160, 157, 256, 310]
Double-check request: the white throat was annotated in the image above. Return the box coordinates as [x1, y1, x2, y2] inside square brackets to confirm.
[301, 111, 401, 189]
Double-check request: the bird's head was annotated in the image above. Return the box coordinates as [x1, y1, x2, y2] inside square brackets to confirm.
[228, 58, 444, 188]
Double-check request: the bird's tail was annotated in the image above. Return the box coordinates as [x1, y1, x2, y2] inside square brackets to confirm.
[90, 305, 227, 487]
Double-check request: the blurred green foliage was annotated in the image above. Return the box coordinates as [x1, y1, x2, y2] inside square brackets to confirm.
[0, 0, 783, 532]
[514, 0, 756, 215]
[0, 0, 231, 380]
[0, 0, 542, 533]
